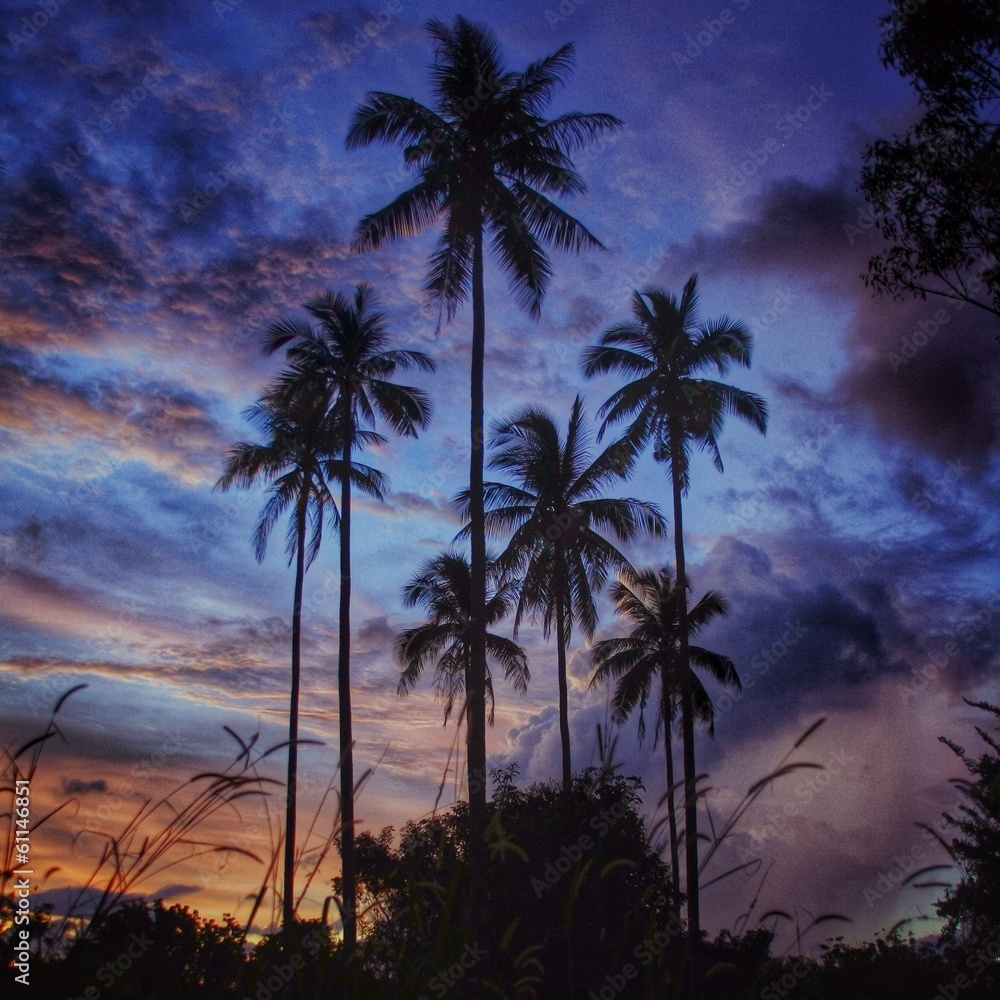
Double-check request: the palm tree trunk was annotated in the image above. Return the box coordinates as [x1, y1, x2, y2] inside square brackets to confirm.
[339, 425, 357, 956]
[555, 548, 572, 792]
[663, 694, 681, 911]
[283, 508, 307, 938]
[467, 218, 489, 972]
[670, 435, 700, 988]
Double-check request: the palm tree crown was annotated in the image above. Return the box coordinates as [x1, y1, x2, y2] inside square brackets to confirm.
[467, 395, 665, 789]
[264, 282, 435, 439]
[481, 396, 664, 642]
[346, 16, 622, 318]
[395, 551, 529, 726]
[591, 566, 739, 743]
[582, 274, 768, 488]
[216, 390, 384, 565]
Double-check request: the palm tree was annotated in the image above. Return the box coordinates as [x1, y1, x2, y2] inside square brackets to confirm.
[590, 566, 740, 904]
[264, 284, 433, 953]
[467, 395, 664, 792]
[581, 274, 767, 952]
[216, 386, 385, 937]
[395, 551, 529, 730]
[346, 18, 621, 902]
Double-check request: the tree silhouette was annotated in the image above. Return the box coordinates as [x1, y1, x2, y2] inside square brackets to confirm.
[582, 274, 767, 956]
[216, 387, 384, 937]
[470, 395, 664, 791]
[264, 283, 433, 952]
[861, 0, 1000, 319]
[590, 565, 739, 902]
[395, 550, 528, 727]
[937, 699, 1000, 943]
[347, 15, 620, 942]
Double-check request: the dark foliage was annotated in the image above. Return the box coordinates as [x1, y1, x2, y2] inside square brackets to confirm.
[861, 0, 1000, 319]
[937, 700, 1000, 944]
[348, 768, 681, 998]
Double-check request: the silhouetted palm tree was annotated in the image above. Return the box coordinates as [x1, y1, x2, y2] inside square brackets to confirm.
[264, 284, 433, 952]
[216, 387, 385, 937]
[469, 395, 664, 791]
[582, 274, 767, 951]
[590, 566, 739, 903]
[347, 19, 621, 909]
[395, 551, 529, 728]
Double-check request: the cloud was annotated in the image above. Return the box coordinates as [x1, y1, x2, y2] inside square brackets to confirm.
[673, 172, 864, 298]
[0, 344, 229, 483]
[61, 777, 109, 795]
[838, 297, 1000, 468]
[667, 171, 1000, 466]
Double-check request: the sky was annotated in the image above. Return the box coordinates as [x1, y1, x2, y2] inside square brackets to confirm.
[1, 0, 999, 950]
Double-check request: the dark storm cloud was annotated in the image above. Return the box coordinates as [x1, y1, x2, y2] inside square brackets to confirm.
[0, 13, 326, 358]
[0, 165, 147, 347]
[839, 296, 1000, 468]
[670, 171, 1000, 466]
[696, 538, 901, 710]
[675, 173, 863, 296]
[61, 777, 108, 795]
[156, 231, 354, 362]
[690, 522, 1000, 757]
[356, 615, 395, 650]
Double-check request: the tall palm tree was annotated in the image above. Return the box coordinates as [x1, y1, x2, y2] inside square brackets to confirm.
[467, 395, 664, 792]
[582, 274, 767, 953]
[264, 284, 434, 952]
[346, 18, 621, 906]
[590, 566, 740, 904]
[216, 386, 385, 937]
[395, 551, 529, 729]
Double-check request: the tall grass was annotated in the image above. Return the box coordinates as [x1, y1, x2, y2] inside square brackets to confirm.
[1, 686, 289, 954]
